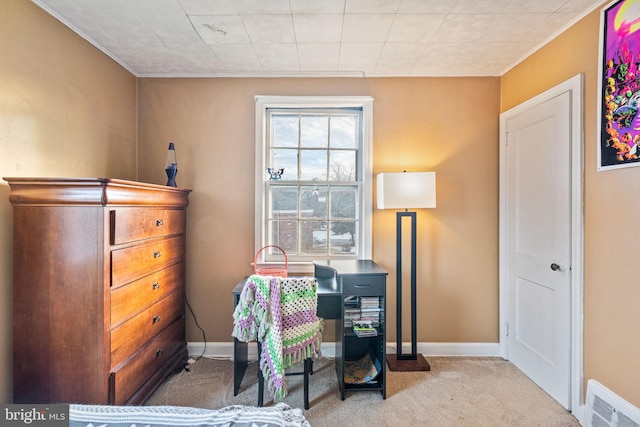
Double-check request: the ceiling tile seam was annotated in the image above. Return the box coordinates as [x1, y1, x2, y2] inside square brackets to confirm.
[334, 14, 346, 64]
[289, 7, 303, 71]
[369, 9, 401, 73]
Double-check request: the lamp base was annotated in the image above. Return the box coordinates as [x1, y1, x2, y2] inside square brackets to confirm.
[386, 354, 431, 372]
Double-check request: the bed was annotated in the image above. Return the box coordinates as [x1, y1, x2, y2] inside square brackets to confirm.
[69, 403, 310, 427]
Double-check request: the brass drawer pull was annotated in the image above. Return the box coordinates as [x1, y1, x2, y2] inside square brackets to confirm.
[154, 251, 161, 259]
[153, 315, 161, 324]
[156, 219, 164, 226]
[152, 282, 160, 290]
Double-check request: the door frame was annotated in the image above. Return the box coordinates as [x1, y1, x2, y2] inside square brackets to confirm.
[499, 74, 584, 415]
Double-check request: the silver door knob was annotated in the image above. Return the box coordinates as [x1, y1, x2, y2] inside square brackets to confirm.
[550, 263, 560, 271]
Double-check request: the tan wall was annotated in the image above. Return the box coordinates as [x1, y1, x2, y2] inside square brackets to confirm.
[137, 77, 501, 347]
[0, 1, 138, 402]
[502, 1, 640, 408]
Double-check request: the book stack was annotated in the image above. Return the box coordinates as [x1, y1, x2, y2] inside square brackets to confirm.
[344, 295, 360, 328]
[359, 296, 382, 327]
[353, 320, 377, 337]
[344, 295, 383, 333]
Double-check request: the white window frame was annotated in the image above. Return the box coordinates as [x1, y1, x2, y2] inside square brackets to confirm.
[255, 95, 373, 273]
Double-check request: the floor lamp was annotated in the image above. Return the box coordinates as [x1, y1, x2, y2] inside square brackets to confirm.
[377, 171, 436, 371]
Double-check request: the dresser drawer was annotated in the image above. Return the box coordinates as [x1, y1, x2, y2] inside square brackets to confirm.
[111, 236, 184, 287]
[110, 317, 185, 405]
[111, 262, 184, 327]
[111, 208, 185, 245]
[111, 290, 184, 368]
[342, 275, 386, 296]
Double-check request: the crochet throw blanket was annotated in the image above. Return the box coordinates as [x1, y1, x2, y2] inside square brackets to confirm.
[232, 275, 323, 402]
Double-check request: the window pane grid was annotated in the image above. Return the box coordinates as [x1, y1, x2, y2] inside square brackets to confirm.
[265, 107, 363, 261]
[267, 181, 361, 258]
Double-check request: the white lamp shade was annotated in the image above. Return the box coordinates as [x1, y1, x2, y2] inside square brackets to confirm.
[377, 172, 436, 209]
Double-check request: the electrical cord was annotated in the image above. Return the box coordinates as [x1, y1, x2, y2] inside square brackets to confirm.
[184, 292, 206, 363]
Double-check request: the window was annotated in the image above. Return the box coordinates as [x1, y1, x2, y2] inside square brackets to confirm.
[255, 96, 373, 272]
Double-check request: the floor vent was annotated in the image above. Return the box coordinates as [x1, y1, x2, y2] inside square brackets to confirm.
[586, 380, 640, 427]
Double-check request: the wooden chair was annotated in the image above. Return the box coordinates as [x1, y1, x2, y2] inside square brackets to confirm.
[257, 344, 315, 409]
[255, 276, 322, 410]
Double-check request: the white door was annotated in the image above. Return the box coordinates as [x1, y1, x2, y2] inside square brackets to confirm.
[503, 90, 573, 409]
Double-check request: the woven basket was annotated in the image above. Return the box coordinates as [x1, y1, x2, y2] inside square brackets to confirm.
[254, 245, 288, 277]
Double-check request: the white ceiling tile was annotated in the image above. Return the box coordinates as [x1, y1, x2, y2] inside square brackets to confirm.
[124, 0, 185, 15]
[378, 43, 425, 65]
[338, 43, 383, 65]
[558, 0, 604, 13]
[451, 0, 561, 14]
[374, 63, 414, 75]
[38, 0, 82, 13]
[387, 14, 446, 43]
[337, 64, 374, 76]
[261, 63, 301, 73]
[59, 13, 118, 45]
[253, 43, 299, 67]
[293, 14, 343, 43]
[190, 15, 250, 45]
[33, 0, 603, 77]
[298, 43, 341, 65]
[299, 59, 339, 73]
[341, 14, 394, 43]
[489, 13, 551, 42]
[397, 0, 455, 14]
[475, 43, 530, 61]
[236, 0, 291, 14]
[433, 13, 549, 43]
[209, 44, 261, 68]
[91, 13, 160, 43]
[290, 0, 346, 14]
[48, 0, 129, 13]
[144, 13, 201, 44]
[242, 15, 296, 43]
[345, 0, 402, 14]
[115, 40, 222, 75]
[416, 43, 475, 66]
[431, 14, 492, 43]
[528, 12, 581, 42]
[410, 62, 451, 75]
[178, 0, 239, 15]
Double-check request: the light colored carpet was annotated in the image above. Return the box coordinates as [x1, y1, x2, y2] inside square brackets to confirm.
[146, 356, 580, 427]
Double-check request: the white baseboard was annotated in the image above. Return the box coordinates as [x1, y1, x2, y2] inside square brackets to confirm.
[410, 342, 500, 357]
[188, 341, 500, 361]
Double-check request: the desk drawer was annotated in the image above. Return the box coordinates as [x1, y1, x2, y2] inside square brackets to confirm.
[111, 290, 184, 368]
[343, 275, 385, 296]
[110, 317, 185, 405]
[111, 262, 184, 326]
[111, 208, 185, 245]
[111, 236, 184, 287]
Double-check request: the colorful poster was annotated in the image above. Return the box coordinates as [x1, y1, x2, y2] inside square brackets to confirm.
[599, 0, 640, 170]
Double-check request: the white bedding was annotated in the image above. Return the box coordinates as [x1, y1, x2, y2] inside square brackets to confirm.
[69, 403, 311, 427]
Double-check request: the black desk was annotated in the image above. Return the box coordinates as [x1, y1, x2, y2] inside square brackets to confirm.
[314, 260, 388, 400]
[232, 275, 342, 396]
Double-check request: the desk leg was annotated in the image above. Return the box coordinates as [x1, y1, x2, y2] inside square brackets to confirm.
[233, 292, 249, 396]
[233, 337, 249, 396]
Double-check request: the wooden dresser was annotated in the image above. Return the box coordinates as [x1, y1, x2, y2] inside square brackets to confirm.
[5, 178, 191, 405]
